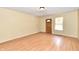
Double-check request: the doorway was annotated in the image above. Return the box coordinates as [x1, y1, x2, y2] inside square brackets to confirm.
[46, 19, 52, 34]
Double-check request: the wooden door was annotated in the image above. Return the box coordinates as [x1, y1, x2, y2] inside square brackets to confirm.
[46, 19, 52, 34]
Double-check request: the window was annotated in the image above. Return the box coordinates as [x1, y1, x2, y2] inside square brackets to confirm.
[55, 17, 63, 31]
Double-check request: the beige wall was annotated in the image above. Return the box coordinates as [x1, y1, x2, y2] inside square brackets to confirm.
[78, 10, 79, 38]
[0, 8, 40, 43]
[40, 11, 78, 38]
[54, 11, 78, 38]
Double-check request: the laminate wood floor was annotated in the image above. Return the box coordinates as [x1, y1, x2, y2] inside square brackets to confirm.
[0, 32, 79, 51]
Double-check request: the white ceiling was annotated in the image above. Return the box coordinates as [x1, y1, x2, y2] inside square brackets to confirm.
[6, 7, 79, 16]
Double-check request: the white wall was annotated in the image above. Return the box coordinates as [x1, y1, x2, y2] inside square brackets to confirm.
[40, 11, 78, 38]
[0, 8, 40, 43]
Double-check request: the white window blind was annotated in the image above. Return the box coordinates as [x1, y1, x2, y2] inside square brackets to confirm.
[55, 17, 63, 31]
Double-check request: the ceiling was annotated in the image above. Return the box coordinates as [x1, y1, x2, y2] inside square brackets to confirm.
[6, 7, 79, 16]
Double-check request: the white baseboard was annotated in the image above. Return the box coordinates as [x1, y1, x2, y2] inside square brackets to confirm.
[54, 33, 78, 39]
[0, 32, 40, 44]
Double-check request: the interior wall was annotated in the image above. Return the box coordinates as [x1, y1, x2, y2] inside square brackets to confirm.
[78, 10, 79, 39]
[40, 11, 78, 38]
[54, 11, 78, 38]
[0, 8, 40, 43]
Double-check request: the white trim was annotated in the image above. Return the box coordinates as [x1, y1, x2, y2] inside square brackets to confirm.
[54, 33, 78, 39]
[0, 32, 39, 43]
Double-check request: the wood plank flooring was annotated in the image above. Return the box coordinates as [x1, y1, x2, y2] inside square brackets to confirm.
[0, 32, 79, 51]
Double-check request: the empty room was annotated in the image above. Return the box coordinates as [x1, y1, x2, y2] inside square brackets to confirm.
[0, 7, 79, 51]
